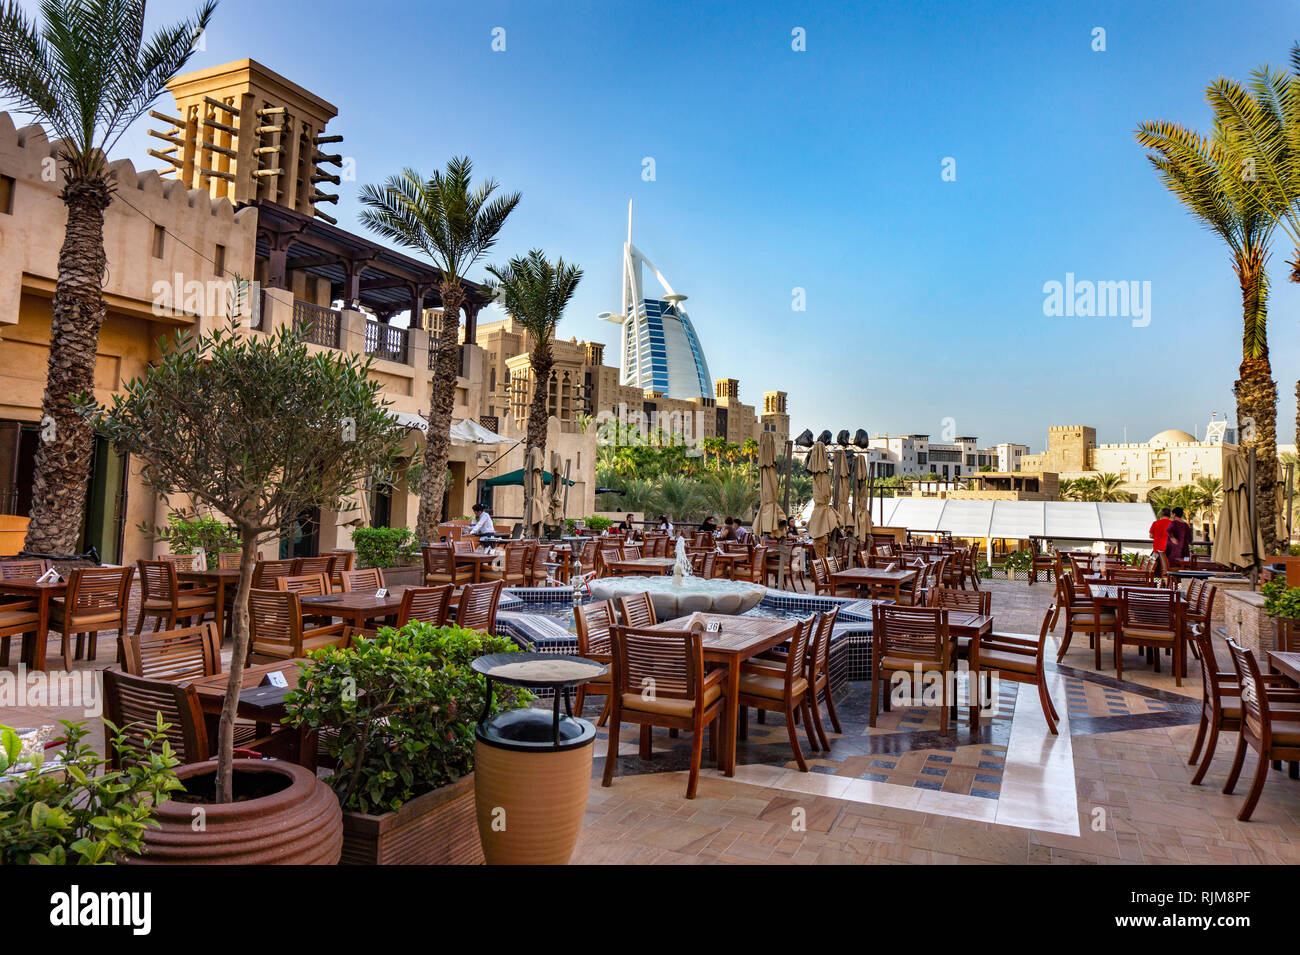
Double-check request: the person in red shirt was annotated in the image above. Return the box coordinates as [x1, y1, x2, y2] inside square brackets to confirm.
[1149, 507, 1172, 554]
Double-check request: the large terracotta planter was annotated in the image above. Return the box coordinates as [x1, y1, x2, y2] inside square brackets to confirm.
[341, 774, 482, 865]
[474, 719, 595, 865]
[132, 759, 341, 865]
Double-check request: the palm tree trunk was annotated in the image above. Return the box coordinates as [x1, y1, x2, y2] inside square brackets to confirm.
[417, 284, 465, 540]
[1235, 255, 1279, 555]
[523, 342, 553, 535]
[22, 175, 113, 555]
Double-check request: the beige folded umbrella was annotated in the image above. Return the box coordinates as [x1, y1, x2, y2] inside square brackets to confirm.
[835, 450, 853, 530]
[546, 451, 566, 527]
[525, 446, 545, 536]
[854, 453, 872, 541]
[754, 432, 786, 537]
[1213, 450, 1264, 570]
[805, 442, 839, 558]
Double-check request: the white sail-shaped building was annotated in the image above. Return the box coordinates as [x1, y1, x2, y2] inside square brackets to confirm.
[598, 201, 712, 400]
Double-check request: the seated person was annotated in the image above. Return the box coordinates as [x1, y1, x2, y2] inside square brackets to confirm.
[699, 515, 718, 535]
[467, 503, 494, 537]
[616, 513, 635, 534]
[718, 517, 737, 541]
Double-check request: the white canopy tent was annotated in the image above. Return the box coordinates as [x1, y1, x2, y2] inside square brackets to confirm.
[390, 412, 513, 447]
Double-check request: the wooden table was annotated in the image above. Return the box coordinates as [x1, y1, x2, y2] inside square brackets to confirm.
[947, 611, 993, 730]
[709, 551, 750, 580]
[1268, 651, 1300, 686]
[830, 566, 918, 601]
[0, 578, 67, 671]
[299, 585, 412, 629]
[647, 613, 797, 776]
[177, 567, 241, 639]
[454, 552, 498, 584]
[186, 658, 315, 766]
[607, 557, 677, 576]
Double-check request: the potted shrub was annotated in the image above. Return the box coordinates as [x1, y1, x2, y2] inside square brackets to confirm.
[153, 511, 241, 567]
[584, 516, 614, 534]
[351, 525, 422, 587]
[79, 322, 404, 862]
[1261, 577, 1300, 650]
[1, 720, 181, 865]
[1003, 549, 1033, 580]
[285, 622, 529, 864]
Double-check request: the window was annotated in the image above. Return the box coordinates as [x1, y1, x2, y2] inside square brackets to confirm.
[152, 224, 165, 258]
[213, 244, 226, 276]
[0, 175, 13, 215]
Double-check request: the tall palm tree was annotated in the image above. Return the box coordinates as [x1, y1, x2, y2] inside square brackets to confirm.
[1136, 118, 1280, 552]
[1094, 472, 1132, 502]
[359, 158, 520, 539]
[701, 468, 759, 523]
[0, 0, 217, 554]
[485, 250, 582, 534]
[650, 474, 702, 524]
[1193, 475, 1224, 526]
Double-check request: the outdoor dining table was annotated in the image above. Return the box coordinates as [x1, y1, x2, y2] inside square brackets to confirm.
[945, 610, 993, 730]
[645, 612, 797, 776]
[177, 567, 241, 640]
[1085, 583, 1189, 673]
[709, 551, 750, 580]
[607, 557, 677, 576]
[454, 551, 499, 584]
[829, 566, 918, 601]
[0, 577, 67, 671]
[1268, 651, 1300, 687]
[184, 657, 315, 766]
[299, 585, 412, 629]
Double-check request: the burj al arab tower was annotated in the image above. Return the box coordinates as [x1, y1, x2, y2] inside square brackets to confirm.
[597, 201, 713, 400]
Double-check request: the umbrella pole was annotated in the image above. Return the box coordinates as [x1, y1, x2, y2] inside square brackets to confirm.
[562, 459, 572, 528]
[780, 441, 793, 589]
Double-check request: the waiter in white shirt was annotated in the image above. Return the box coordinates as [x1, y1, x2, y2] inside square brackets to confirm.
[467, 503, 495, 538]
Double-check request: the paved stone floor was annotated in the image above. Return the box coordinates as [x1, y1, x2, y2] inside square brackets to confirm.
[4, 577, 1299, 864]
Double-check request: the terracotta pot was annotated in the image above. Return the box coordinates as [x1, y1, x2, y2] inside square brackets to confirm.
[340, 774, 482, 865]
[474, 731, 594, 865]
[131, 759, 341, 865]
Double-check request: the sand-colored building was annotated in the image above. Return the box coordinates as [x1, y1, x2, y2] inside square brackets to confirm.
[0, 59, 596, 563]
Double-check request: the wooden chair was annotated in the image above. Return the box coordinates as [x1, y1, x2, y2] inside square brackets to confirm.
[294, 555, 336, 578]
[928, 586, 991, 615]
[1107, 566, 1155, 587]
[481, 542, 529, 586]
[121, 622, 222, 683]
[974, 608, 1059, 734]
[216, 551, 243, 570]
[734, 545, 769, 584]
[102, 668, 210, 767]
[574, 599, 615, 725]
[321, 550, 354, 590]
[577, 539, 598, 575]
[697, 550, 717, 580]
[159, 553, 201, 572]
[0, 558, 50, 579]
[1054, 572, 1116, 669]
[251, 558, 296, 590]
[737, 614, 817, 770]
[603, 621, 727, 799]
[49, 566, 134, 668]
[616, 591, 657, 628]
[870, 605, 953, 733]
[526, 543, 555, 586]
[1223, 639, 1300, 821]
[423, 543, 472, 587]
[0, 595, 40, 668]
[395, 585, 453, 627]
[339, 568, 385, 592]
[809, 557, 837, 596]
[135, 559, 218, 635]
[1184, 581, 1217, 664]
[806, 608, 841, 745]
[596, 546, 623, 577]
[456, 580, 503, 632]
[1187, 625, 1300, 786]
[248, 588, 349, 661]
[1115, 588, 1184, 685]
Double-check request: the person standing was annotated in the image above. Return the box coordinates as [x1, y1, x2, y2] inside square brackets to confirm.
[1166, 506, 1192, 568]
[1149, 507, 1172, 558]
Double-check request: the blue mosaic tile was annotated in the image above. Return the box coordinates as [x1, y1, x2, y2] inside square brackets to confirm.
[861, 772, 889, 783]
[920, 767, 947, 777]
[970, 788, 998, 799]
[928, 755, 953, 763]
[868, 759, 896, 769]
[974, 773, 1000, 784]
[913, 780, 943, 791]
[977, 760, 1002, 770]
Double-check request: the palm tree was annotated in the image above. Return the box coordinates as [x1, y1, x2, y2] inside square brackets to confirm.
[1136, 117, 1280, 553]
[359, 158, 520, 539]
[485, 250, 582, 533]
[650, 474, 702, 524]
[1058, 478, 1077, 501]
[0, 0, 217, 553]
[1147, 486, 1174, 513]
[1193, 475, 1224, 526]
[701, 468, 759, 523]
[1070, 478, 1100, 502]
[1094, 472, 1132, 502]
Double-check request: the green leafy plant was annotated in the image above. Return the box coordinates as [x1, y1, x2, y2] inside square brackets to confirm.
[284, 623, 530, 815]
[584, 516, 613, 533]
[1262, 578, 1300, 619]
[150, 512, 241, 566]
[350, 526, 418, 568]
[1003, 549, 1034, 574]
[0, 719, 182, 865]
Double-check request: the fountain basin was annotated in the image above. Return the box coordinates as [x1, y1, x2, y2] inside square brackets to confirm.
[587, 575, 766, 619]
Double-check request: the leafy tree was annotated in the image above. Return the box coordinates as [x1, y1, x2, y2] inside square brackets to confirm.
[79, 323, 404, 802]
[485, 250, 582, 535]
[359, 158, 520, 539]
[1094, 472, 1133, 502]
[0, 0, 217, 554]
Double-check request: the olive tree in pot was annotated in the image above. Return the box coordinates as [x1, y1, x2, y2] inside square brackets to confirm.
[284, 622, 528, 864]
[77, 322, 404, 863]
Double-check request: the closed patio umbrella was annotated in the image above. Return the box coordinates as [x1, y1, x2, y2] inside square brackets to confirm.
[835, 450, 853, 531]
[853, 453, 872, 543]
[805, 441, 839, 559]
[1213, 450, 1264, 570]
[524, 446, 545, 536]
[754, 431, 786, 537]
[546, 451, 566, 528]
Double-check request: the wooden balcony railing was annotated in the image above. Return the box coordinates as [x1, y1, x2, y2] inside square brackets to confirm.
[293, 300, 342, 349]
[364, 320, 410, 364]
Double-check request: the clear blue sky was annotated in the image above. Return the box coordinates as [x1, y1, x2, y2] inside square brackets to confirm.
[88, 1, 1300, 449]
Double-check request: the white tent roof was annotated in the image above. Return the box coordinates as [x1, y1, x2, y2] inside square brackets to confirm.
[390, 413, 512, 447]
[865, 498, 1154, 541]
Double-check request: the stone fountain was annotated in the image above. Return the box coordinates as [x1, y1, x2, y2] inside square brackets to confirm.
[588, 537, 766, 619]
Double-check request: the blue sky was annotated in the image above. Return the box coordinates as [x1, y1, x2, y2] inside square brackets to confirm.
[42, 0, 1300, 450]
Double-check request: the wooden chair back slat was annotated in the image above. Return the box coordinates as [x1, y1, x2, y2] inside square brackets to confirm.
[249, 588, 302, 654]
[612, 623, 700, 701]
[276, 573, 329, 597]
[457, 581, 502, 632]
[67, 566, 133, 613]
[340, 568, 385, 592]
[0, 558, 50, 579]
[102, 668, 208, 766]
[396, 585, 453, 627]
[617, 591, 657, 628]
[121, 623, 221, 683]
[252, 559, 296, 589]
[576, 599, 616, 658]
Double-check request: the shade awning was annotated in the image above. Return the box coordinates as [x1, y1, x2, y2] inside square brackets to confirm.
[483, 468, 575, 488]
[391, 413, 512, 447]
[865, 498, 1155, 541]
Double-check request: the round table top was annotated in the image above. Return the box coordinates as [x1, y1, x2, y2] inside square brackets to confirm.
[472, 652, 607, 688]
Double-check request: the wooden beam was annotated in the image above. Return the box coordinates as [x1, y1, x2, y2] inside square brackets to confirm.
[201, 140, 236, 158]
[148, 149, 183, 168]
[314, 210, 338, 225]
[253, 168, 283, 177]
[148, 129, 187, 149]
[313, 134, 344, 144]
[148, 109, 184, 127]
[203, 96, 239, 115]
[198, 167, 235, 181]
[203, 117, 238, 136]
